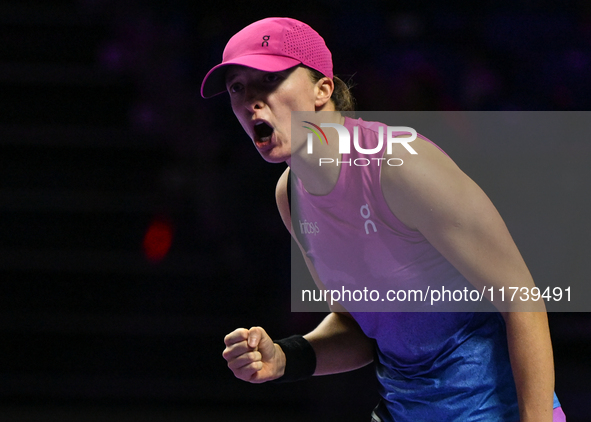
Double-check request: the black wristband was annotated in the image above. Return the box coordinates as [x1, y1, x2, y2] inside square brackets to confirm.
[273, 335, 317, 383]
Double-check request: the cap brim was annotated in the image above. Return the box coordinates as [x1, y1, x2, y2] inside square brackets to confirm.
[200, 55, 301, 98]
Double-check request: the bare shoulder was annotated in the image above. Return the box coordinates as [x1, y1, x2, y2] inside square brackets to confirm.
[380, 136, 480, 231]
[381, 135, 538, 305]
[275, 167, 292, 233]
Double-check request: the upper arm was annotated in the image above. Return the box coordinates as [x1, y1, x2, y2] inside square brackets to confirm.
[275, 167, 293, 235]
[381, 138, 543, 311]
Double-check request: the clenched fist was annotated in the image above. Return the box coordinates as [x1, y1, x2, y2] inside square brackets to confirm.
[222, 326, 286, 383]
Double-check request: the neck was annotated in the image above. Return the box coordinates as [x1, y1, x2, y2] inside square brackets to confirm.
[287, 111, 346, 196]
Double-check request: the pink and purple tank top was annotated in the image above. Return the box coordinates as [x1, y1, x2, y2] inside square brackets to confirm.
[290, 116, 562, 421]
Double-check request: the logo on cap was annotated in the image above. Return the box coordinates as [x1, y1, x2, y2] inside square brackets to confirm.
[262, 35, 270, 47]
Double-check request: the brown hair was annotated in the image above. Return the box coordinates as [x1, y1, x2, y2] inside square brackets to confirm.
[306, 67, 356, 112]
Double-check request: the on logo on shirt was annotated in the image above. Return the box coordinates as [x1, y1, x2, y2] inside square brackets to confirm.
[360, 204, 377, 234]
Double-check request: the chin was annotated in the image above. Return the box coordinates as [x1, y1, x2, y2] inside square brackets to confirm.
[259, 150, 289, 164]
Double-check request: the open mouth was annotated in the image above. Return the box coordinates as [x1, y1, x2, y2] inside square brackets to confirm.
[254, 121, 274, 141]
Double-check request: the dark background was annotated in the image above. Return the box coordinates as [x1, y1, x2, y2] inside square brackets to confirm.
[1, 0, 589, 420]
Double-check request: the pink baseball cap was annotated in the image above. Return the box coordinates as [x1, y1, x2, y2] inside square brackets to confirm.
[201, 17, 333, 98]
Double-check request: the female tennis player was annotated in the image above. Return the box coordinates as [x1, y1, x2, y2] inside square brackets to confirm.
[201, 17, 565, 421]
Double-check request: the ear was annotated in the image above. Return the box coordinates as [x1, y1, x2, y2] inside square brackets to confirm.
[314, 77, 335, 110]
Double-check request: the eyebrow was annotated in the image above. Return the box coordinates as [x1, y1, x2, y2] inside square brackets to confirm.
[225, 70, 239, 86]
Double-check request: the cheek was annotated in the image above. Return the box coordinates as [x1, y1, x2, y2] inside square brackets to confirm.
[230, 105, 250, 133]
[278, 78, 316, 108]
[296, 86, 318, 109]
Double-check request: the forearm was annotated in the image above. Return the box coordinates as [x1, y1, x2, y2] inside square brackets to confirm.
[303, 312, 374, 375]
[502, 311, 555, 422]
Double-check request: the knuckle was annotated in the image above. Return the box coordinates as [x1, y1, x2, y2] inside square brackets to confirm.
[240, 353, 255, 365]
[228, 359, 242, 371]
[224, 328, 247, 345]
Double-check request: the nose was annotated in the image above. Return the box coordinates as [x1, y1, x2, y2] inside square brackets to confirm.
[243, 86, 264, 112]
